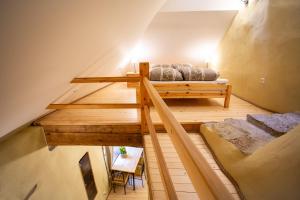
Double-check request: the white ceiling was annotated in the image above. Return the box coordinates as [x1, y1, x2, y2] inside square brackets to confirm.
[138, 11, 237, 66]
[160, 0, 242, 12]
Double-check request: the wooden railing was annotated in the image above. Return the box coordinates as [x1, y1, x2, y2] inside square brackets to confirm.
[46, 62, 233, 200]
[139, 62, 232, 200]
[47, 76, 142, 110]
[144, 105, 178, 200]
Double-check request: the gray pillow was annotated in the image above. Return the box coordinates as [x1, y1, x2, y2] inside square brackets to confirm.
[180, 66, 219, 81]
[171, 64, 192, 71]
[150, 67, 183, 81]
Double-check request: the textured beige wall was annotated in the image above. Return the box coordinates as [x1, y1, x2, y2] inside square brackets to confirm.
[0, 126, 110, 200]
[218, 0, 300, 113]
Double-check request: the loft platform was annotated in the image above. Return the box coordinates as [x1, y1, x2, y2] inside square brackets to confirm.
[33, 62, 270, 200]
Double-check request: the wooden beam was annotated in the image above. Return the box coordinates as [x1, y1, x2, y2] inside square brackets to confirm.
[71, 76, 140, 83]
[224, 85, 232, 108]
[144, 106, 178, 200]
[41, 124, 141, 134]
[38, 123, 201, 134]
[143, 77, 232, 200]
[45, 132, 142, 147]
[47, 103, 140, 109]
[139, 62, 149, 134]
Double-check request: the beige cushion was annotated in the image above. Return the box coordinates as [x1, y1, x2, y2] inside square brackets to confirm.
[200, 124, 300, 200]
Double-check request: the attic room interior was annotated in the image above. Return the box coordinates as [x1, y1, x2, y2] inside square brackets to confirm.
[0, 0, 300, 199]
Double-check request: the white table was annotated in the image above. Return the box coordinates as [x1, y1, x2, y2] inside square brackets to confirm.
[112, 147, 143, 190]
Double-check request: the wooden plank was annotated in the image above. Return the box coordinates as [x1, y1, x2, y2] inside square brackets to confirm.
[159, 92, 225, 99]
[224, 85, 232, 108]
[144, 106, 178, 200]
[153, 83, 227, 91]
[143, 76, 232, 200]
[45, 132, 142, 147]
[71, 76, 140, 83]
[47, 103, 140, 109]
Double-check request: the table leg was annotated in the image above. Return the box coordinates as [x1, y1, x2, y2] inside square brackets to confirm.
[133, 173, 135, 190]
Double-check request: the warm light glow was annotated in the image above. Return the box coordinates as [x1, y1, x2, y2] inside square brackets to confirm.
[118, 41, 149, 69]
[187, 42, 215, 61]
[186, 42, 220, 70]
[130, 42, 148, 63]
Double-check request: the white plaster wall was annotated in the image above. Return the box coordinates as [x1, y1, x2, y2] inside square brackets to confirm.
[0, 0, 165, 138]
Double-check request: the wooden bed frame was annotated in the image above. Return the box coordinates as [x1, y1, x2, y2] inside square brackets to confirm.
[127, 71, 232, 108]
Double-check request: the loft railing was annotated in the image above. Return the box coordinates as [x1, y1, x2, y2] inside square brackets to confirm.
[46, 62, 233, 200]
[139, 62, 232, 200]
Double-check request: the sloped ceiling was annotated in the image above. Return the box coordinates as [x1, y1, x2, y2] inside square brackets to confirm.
[161, 0, 242, 12]
[138, 11, 237, 66]
[0, 0, 165, 138]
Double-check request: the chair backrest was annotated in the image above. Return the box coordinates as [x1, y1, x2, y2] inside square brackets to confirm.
[138, 157, 144, 165]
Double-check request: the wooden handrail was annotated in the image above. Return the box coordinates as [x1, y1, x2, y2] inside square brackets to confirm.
[144, 106, 178, 200]
[47, 103, 140, 109]
[142, 76, 232, 200]
[71, 76, 140, 83]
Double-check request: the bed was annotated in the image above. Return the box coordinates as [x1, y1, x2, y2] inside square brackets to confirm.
[150, 79, 232, 108]
[128, 65, 232, 108]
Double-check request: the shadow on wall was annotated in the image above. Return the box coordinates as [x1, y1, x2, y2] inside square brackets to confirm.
[0, 126, 46, 166]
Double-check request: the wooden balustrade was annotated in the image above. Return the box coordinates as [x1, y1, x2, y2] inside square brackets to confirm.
[45, 62, 234, 200]
[71, 76, 140, 83]
[47, 103, 140, 109]
[140, 62, 232, 200]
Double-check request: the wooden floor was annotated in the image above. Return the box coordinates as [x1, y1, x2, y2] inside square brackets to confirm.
[144, 133, 240, 200]
[37, 83, 270, 125]
[107, 176, 148, 200]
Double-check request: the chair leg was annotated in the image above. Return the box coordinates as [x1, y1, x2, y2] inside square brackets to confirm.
[113, 184, 115, 193]
[124, 185, 126, 195]
[142, 177, 144, 187]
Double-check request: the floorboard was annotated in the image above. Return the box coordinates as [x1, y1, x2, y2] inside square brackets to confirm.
[144, 133, 241, 200]
[36, 83, 270, 125]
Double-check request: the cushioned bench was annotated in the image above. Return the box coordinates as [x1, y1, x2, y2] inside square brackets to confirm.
[200, 124, 300, 200]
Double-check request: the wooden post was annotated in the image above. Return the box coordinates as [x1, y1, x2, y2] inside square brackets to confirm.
[224, 84, 232, 108]
[139, 62, 149, 134]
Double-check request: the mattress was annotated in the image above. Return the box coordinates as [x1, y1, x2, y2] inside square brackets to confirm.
[151, 78, 228, 84]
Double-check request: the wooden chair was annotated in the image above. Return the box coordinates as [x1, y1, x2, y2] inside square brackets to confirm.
[134, 157, 145, 187]
[111, 170, 129, 194]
